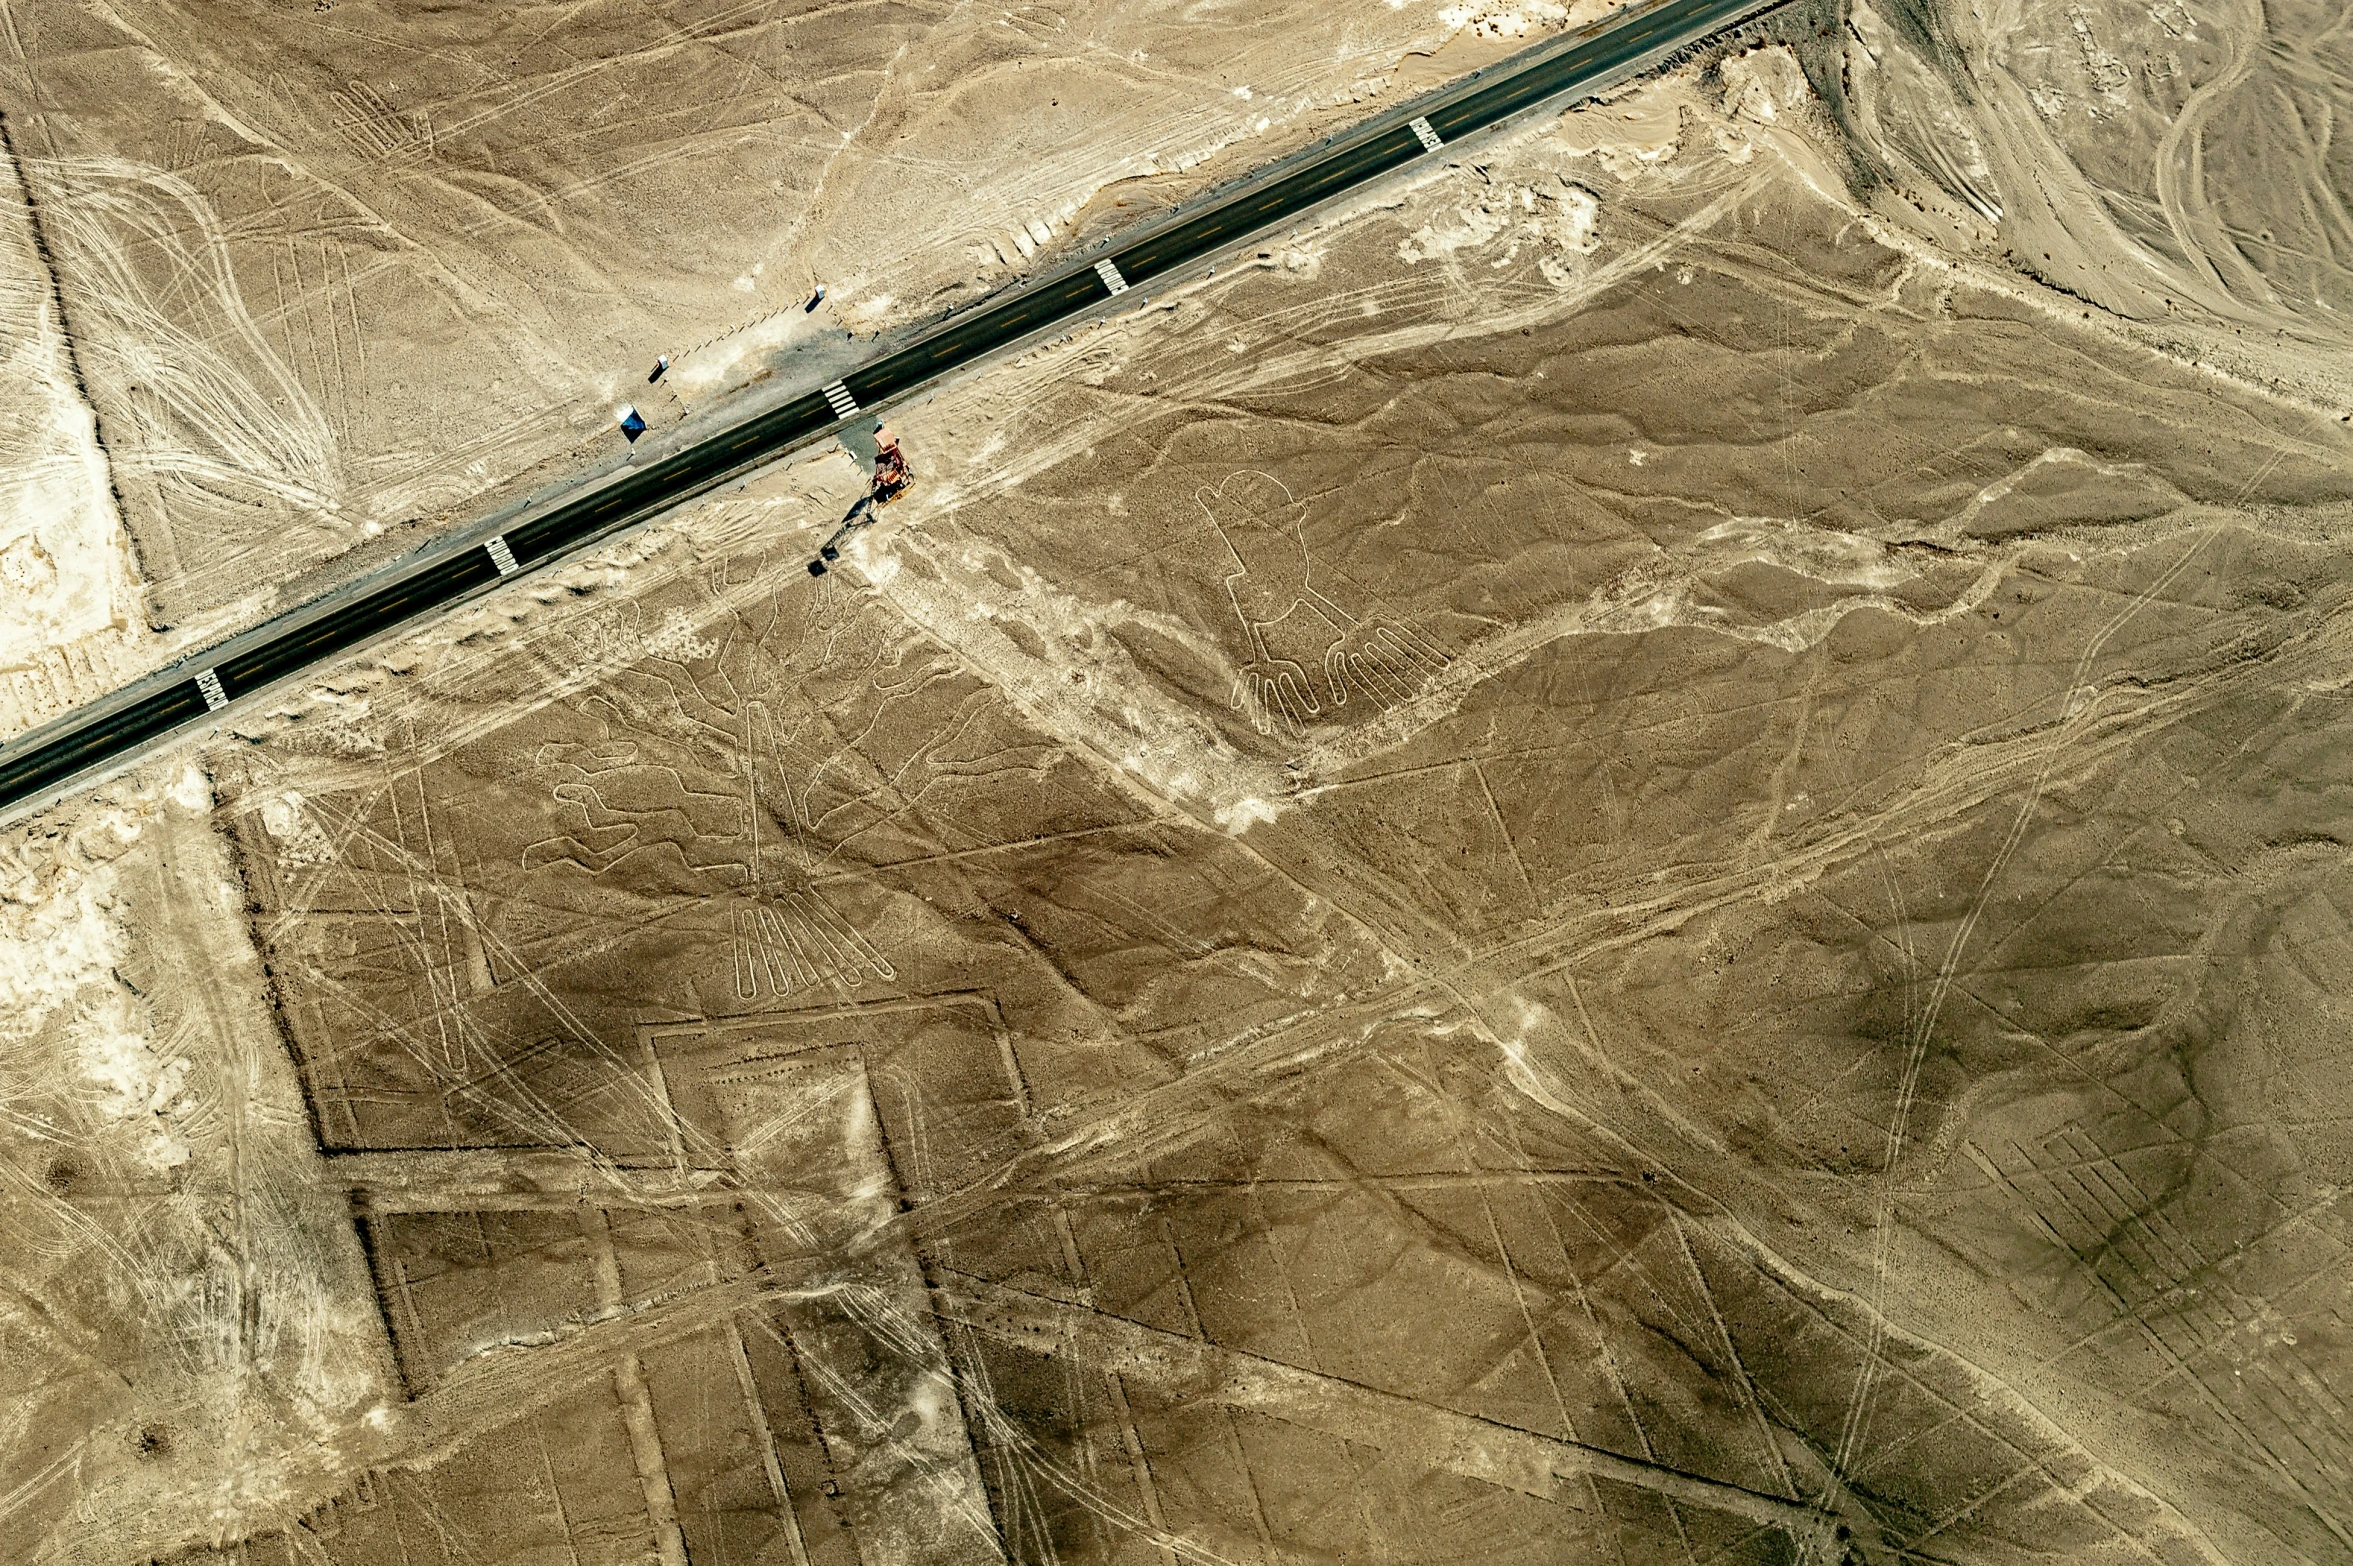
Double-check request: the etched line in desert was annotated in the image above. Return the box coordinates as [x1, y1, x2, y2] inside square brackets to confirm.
[0, 0, 2349, 1563]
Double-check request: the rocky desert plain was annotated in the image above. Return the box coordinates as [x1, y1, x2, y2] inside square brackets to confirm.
[3, 0, 2353, 1562]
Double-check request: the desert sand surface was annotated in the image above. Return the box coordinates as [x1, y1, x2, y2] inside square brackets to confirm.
[5, 0, 2353, 1563]
[0, 0, 1603, 710]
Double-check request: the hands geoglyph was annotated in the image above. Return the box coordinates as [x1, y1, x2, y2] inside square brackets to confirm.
[1196, 471, 1448, 737]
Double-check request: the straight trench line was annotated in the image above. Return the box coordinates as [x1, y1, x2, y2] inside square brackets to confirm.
[940, 1273, 1844, 1554]
[384, 1250, 1829, 1552]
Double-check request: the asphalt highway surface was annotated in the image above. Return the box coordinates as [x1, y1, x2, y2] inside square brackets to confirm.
[0, 0, 1786, 820]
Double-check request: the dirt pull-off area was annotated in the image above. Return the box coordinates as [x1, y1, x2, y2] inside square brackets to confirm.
[5, 0, 2353, 1564]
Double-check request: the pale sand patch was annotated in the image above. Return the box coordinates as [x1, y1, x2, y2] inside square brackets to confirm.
[0, 135, 145, 740]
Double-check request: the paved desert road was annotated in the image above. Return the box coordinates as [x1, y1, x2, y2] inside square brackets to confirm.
[0, 0, 1788, 821]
